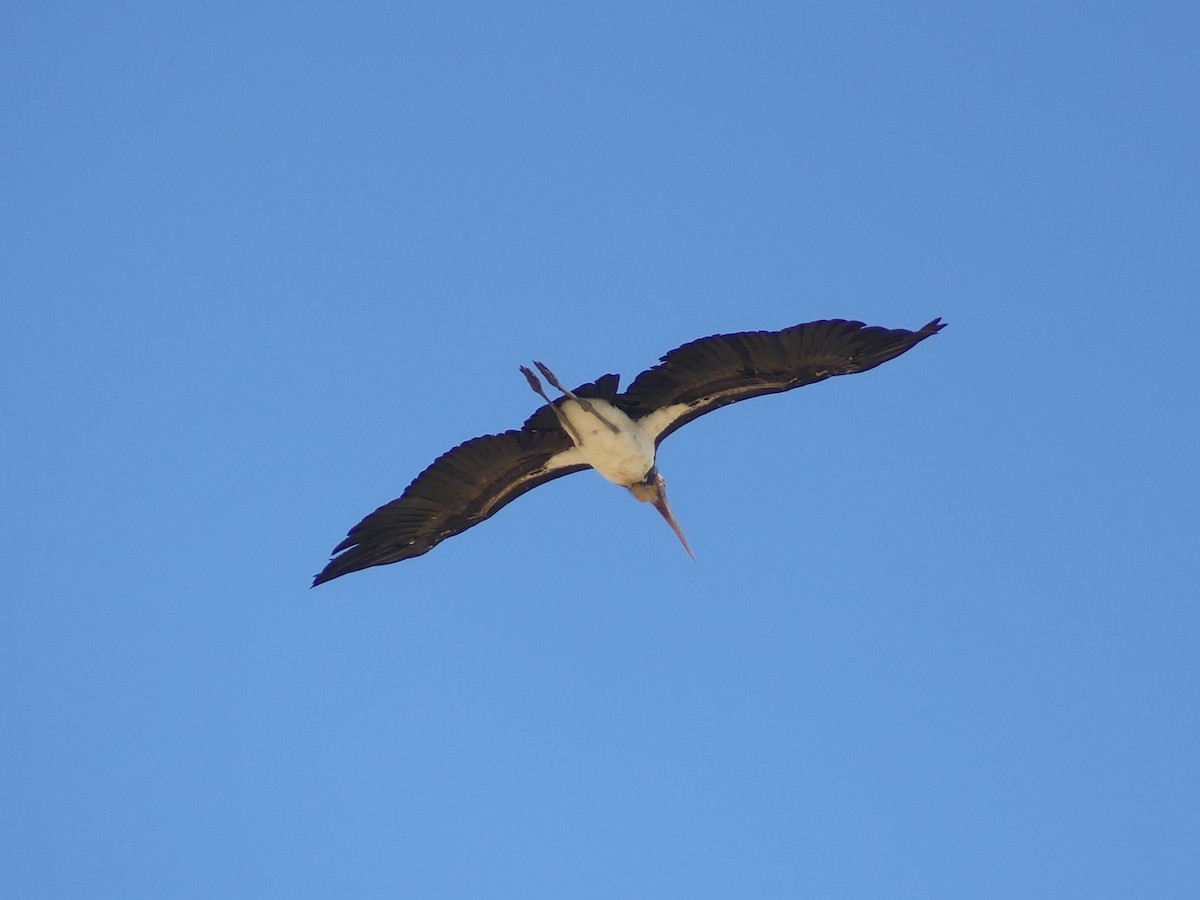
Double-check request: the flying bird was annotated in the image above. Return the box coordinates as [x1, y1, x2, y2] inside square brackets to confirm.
[313, 317, 945, 586]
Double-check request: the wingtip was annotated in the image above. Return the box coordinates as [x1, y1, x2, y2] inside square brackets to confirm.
[311, 560, 344, 588]
[921, 317, 947, 335]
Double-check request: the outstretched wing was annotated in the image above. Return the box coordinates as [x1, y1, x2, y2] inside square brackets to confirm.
[618, 318, 945, 444]
[313, 428, 586, 586]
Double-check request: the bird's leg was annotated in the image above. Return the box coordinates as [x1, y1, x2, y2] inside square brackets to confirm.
[533, 360, 621, 434]
[520, 365, 586, 445]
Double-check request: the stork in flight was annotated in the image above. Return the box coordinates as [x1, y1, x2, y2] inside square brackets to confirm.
[313, 317, 945, 586]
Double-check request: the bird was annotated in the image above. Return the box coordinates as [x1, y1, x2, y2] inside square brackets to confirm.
[313, 317, 945, 586]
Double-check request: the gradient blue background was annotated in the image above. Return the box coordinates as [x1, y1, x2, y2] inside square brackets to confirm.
[4, 3, 1197, 897]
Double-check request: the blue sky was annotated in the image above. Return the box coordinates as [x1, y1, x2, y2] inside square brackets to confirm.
[3, 2, 1197, 896]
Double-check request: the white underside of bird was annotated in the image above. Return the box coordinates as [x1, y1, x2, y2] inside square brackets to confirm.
[545, 398, 657, 484]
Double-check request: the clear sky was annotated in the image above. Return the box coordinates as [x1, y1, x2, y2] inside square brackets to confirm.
[3, 2, 1197, 897]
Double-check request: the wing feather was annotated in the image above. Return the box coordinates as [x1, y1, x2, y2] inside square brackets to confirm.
[313, 428, 586, 585]
[619, 318, 945, 444]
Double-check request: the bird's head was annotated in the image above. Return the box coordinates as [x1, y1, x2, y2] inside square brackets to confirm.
[629, 467, 696, 560]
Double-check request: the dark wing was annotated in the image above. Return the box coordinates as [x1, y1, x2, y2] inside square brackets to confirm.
[617, 318, 945, 444]
[313, 428, 587, 586]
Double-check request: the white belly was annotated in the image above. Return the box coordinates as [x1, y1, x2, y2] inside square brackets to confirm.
[559, 398, 655, 485]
